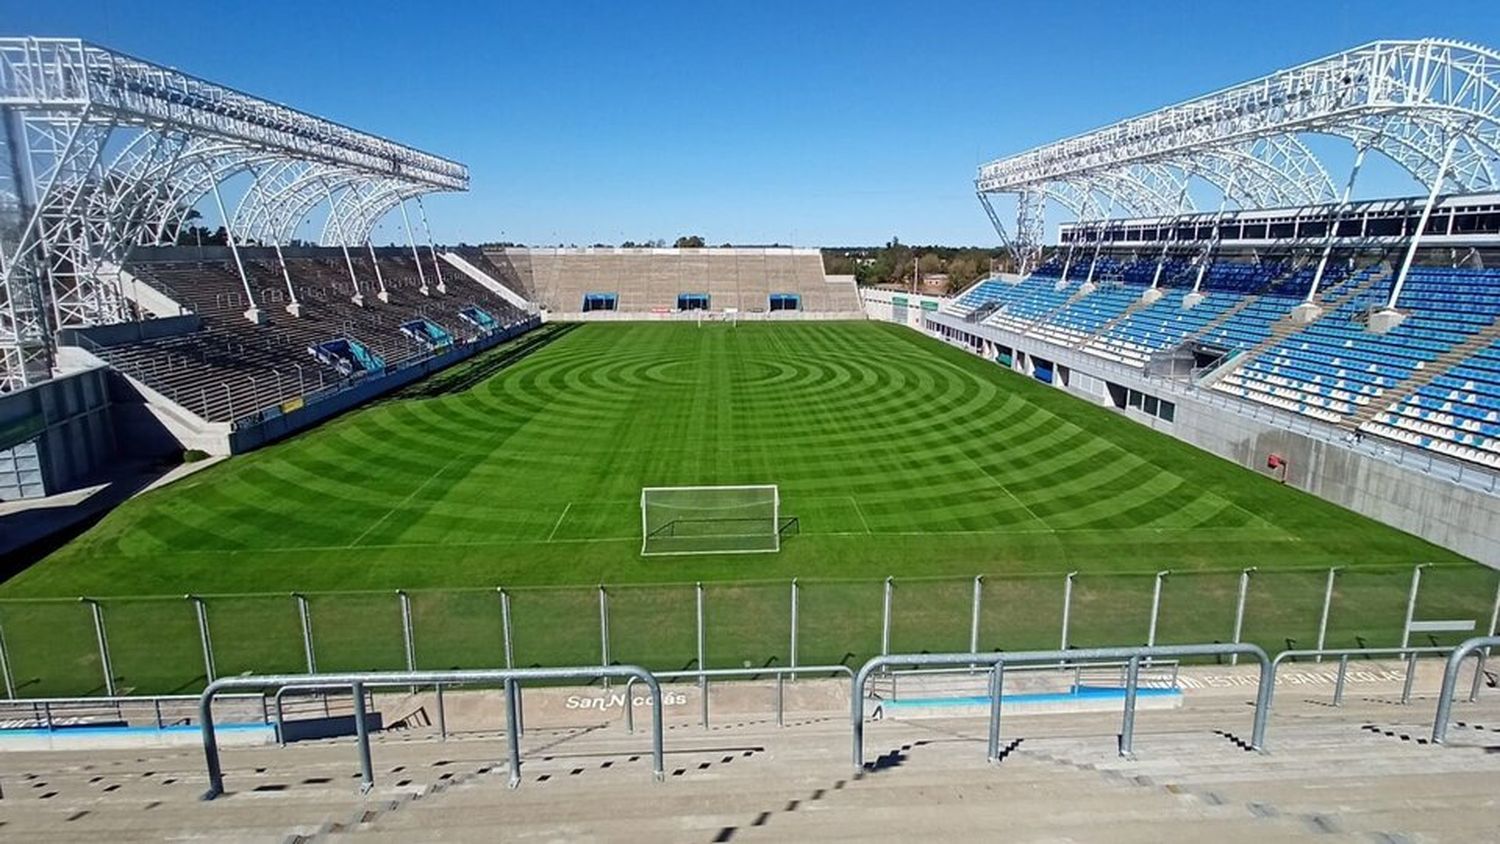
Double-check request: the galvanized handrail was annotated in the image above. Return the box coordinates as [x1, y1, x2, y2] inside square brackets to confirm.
[1432, 635, 1500, 744]
[198, 665, 664, 800]
[0, 692, 266, 730]
[622, 665, 855, 733]
[852, 643, 1273, 771]
[271, 683, 378, 746]
[880, 659, 1182, 699]
[1269, 645, 1453, 710]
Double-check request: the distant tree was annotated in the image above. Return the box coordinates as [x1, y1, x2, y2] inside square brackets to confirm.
[918, 252, 943, 278]
[822, 252, 859, 276]
[674, 235, 706, 248]
[947, 256, 982, 289]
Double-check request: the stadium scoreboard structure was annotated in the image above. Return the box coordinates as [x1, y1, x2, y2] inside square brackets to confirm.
[640, 484, 781, 555]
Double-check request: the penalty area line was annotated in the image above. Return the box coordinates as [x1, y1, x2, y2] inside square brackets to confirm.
[848, 496, 873, 534]
[546, 502, 574, 542]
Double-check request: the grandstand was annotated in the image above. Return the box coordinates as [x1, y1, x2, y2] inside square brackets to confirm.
[933, 39, 1500, 566]
[482, 247, 863, 317]
[88, 248, 532, 425]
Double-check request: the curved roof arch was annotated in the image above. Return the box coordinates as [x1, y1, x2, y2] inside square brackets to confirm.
[976, 39, 1500, 270]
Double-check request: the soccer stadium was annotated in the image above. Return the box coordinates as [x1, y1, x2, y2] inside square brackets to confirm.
[2, 14, 1500, 841]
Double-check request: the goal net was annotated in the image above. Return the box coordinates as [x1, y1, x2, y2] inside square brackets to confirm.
[641, 485, 780, 555]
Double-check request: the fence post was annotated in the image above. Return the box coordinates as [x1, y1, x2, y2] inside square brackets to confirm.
[1400, 564, 1428, 649]
[1060, 572, 1078, 651]
[351, 681, 374, 792]
[1119, 654, 1141, 758]
[499, 588, 515, 669]
[696, 582, 708, 729]
[1315, 567, 1340, 659]
[0, 617, 14, 699]
[780, 671, 792, 728]
[598, 585, 611, 682]
[1334, 654, 1350, 706]
[188, 594, 216, 684]
[1146, 570, 1169, 649]
[1472, 580, 1500, 702]
[1401, 651, 1418, 704]
[293, 592, 316, 673]
[986, 663, 1005, 764]
[789, 579, 799, 671]
[81, 598, 116, 696]
[505, 677, 523, 788]
[1230, 568, 1254, 666]
[881, 577, 893, 657]
[970, 576, 983, 655]
[398, 590, 417, 673]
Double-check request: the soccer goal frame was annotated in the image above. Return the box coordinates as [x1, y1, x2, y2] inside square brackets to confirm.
[640, 484, 780, 556]
[695, 309, 738, 327]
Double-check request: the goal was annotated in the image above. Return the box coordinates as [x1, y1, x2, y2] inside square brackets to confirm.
[695, 309, 738, 327]
[640, 485, 780, 556]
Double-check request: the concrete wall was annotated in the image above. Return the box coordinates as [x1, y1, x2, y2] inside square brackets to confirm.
[1170, 403, 1500, 565]
[0, 367, 117, 500]
[923, 311, 1500, 568]
[58, 314, 202, 348]
[860, 288, 947, 329]
[227, 317, 541, 452]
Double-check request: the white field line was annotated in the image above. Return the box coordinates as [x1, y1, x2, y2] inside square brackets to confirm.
[547, 501, 574, 542]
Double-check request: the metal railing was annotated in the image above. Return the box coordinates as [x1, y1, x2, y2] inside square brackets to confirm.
[851, 643, 1273, 771]
[6, 563, 1491, 704]
[1268, 646, 1453, 710]
[1432, 635, 1500, 744]
[271, 683, 378, 746]
[622, 665, 855, 733]
[0, 692, 265, 730]
[876, 659, 1182, 701]
[198, 665, 664, 800]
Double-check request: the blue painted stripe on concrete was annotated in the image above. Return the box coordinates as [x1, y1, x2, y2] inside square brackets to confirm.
[0, 722, 271, 737]
[884, 685, 1182, 709]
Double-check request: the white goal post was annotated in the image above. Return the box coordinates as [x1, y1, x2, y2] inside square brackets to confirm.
[640, 484, 780, 555]
[695, 309, 738, 327]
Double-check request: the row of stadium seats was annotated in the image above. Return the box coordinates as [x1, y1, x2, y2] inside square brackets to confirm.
[90, 251, 531, 422]
[944, 257, 1500, 469]
[1218, 268, 1500, 429]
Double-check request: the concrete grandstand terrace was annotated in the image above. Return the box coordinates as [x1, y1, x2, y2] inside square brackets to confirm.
[484, 247, 862, 316]
[1, 660, 1498, 841]
[76, 247, 532, 424]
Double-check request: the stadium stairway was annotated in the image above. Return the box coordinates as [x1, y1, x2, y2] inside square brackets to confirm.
[1345, 316, 1500, 433]
[1210, 264, 1391, 399]
[3, 664, 1498, 841]
[1069, 287, 1162, 349]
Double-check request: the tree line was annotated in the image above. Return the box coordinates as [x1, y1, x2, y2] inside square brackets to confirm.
[822, 239, 1011, 293]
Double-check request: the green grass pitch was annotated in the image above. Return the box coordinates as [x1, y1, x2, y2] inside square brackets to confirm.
[1, 320, 1494, 695]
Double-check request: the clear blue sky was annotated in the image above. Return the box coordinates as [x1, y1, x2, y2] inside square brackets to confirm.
[9, 0, 1500, 246]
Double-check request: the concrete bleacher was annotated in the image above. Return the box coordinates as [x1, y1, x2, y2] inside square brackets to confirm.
[487, 247, 862, 316]
[2, 660, 1496, 840]
[79, 248, 532, 424]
